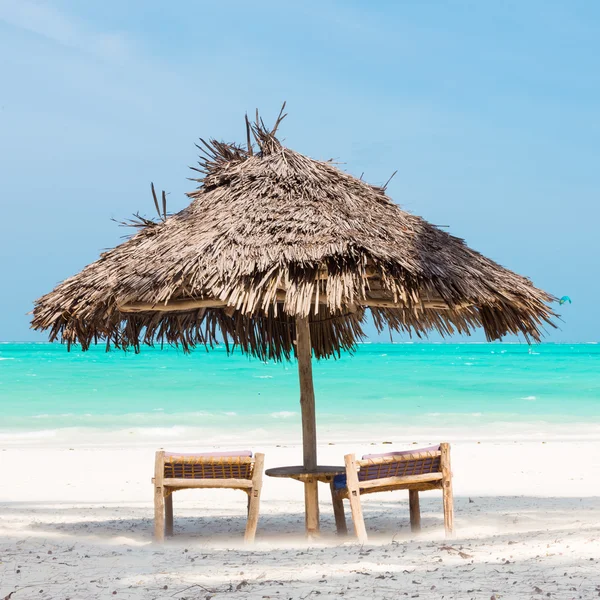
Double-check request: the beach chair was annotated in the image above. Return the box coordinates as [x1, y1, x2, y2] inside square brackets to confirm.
[152, 450, 265, 543]
[330, 443, 453, 543]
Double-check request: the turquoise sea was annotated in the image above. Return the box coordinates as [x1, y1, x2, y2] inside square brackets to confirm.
[0, 343, 599, 444]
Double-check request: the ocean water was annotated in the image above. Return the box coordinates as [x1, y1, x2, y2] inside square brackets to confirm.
[0, 343, 599, 444]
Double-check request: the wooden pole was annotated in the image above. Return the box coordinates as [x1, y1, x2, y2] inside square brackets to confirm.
[296, 316, 319, 536]
[440, 442, 454, 537]
[408, 489, 421, 532]
[330, 481, 348, 535]
[304, 476, 320, 535]
[153, 451, 165, 542]
[344, 453, 368, 543]
[165, 493, 174, 537]
[244, 452, 265, 543]
[118, 294, 457, 314]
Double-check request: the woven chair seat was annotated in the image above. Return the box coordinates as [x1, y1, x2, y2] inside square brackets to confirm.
[330, 443, 453, 543]
[359, 445, 441, 481]
[163, 450, 254, 480]
[153, 449, 265, 543]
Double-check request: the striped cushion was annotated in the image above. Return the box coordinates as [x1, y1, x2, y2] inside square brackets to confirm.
[164, 450, 252, 459]
[361, 445, 440, 460]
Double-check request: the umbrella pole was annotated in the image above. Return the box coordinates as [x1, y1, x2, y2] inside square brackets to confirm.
[296, 315, 319, 536]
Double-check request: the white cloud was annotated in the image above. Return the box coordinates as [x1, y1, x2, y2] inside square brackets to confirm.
[0, 0, 132, 61]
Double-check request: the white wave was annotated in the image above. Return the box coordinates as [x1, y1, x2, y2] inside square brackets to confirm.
[254, 375, 273, 379]
[135, 426, 186, 437]
[270, 411, 297, 419]
[0, 357, 15, 361]
[521, 396, 537, 401]
[32, 413, 75, 419]
[0, 429, 57, 440]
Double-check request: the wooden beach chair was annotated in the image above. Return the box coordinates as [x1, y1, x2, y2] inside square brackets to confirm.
[152, 450, 265, 543]
[330, 443, 453, 543]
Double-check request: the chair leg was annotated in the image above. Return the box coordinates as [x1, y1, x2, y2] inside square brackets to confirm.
[245, 490, 261, 542]
[409, 489, 421, 533]
[344, 454, 367, 544]
[330, 481, 348, 536]
[154, 484, 165, 542]
[442, 481, 454, 537]
[165, 492, 174, 537]
[440, 443, 454, 537]
[154, 450, 165, 542]
[245, 453, 264, 543]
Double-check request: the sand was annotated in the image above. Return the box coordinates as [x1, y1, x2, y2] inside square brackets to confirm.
[1, 435, 600, 599]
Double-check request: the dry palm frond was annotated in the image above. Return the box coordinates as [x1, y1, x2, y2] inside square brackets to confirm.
[32, 106, 556, 360]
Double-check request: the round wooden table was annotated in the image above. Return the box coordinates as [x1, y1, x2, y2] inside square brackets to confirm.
[266, 465, 347, 537]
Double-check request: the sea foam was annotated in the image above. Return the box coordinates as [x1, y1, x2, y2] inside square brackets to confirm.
[271, 411, 297, 419]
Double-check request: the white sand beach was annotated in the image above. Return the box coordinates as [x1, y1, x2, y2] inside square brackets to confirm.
[4, 0, 600, 598]
[1, 432, 600, 600]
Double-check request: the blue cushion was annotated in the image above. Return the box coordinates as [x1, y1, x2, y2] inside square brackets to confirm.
[333, 473, 347, 490]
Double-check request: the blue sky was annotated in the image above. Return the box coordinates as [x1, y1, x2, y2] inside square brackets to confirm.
[0, 0, 598, 343]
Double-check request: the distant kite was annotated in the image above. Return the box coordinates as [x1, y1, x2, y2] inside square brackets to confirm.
[559, 296, 572, 305]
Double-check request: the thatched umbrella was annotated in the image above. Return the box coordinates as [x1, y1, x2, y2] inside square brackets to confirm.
[32, 106, 555, 533]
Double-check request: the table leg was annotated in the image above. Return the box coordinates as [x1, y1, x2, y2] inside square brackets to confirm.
[304, 477, 320, 537]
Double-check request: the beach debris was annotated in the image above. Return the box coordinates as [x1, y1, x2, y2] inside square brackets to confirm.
[439, 545, 473, 559]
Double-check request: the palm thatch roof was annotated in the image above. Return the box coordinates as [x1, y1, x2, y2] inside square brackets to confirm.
[32, 107, 556, 360]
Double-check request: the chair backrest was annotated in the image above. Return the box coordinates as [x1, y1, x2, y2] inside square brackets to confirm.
[160, 450, 255, 480]
[357, 445, 441, 481]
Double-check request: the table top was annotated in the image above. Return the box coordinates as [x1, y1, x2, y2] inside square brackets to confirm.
[266, 465, 346, 479]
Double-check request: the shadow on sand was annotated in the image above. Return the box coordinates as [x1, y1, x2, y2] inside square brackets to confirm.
[2, 495, 599, 545]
